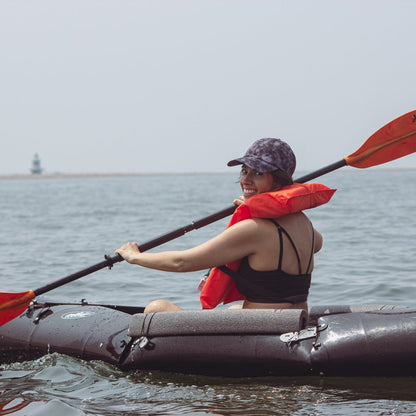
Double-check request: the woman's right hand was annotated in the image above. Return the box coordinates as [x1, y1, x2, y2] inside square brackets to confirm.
[115, 242, 141, 264]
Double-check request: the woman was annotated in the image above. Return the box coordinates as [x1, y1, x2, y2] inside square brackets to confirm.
[116, 138, 323, 313]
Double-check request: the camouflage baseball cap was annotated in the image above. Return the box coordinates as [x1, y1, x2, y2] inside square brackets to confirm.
[227, 138, 296, 177]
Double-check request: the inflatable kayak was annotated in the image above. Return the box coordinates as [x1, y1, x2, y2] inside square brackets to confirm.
[0, 299, 415, 377]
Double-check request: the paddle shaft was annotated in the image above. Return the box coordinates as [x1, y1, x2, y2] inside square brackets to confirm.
[294, 159, 346, 183]
[33, 206, 236, 296]
[33, 159, 348, 297]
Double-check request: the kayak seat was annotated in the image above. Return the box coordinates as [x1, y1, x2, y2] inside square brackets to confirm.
[128, 308, 307, 338]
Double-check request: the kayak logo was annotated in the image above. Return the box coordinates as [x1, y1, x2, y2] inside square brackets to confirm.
[412, 114, 416, 122]
[61, 311, 95, 320]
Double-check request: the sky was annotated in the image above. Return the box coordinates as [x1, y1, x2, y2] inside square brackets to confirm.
[1, 0, 415, 175]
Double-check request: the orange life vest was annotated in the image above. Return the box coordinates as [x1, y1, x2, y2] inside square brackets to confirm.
[199, 182, 336, 309]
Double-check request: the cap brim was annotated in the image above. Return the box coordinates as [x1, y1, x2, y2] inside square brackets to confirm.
[227, 158, 245, 167]
[227, 156, 276, 173]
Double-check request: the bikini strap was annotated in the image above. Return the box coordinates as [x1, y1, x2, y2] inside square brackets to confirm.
[269, 220, 302, 274]
[305, 221, 315, 274]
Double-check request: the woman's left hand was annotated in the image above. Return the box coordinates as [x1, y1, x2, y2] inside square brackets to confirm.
[233, 196, 246, 206]
[116, 242, 141, 264]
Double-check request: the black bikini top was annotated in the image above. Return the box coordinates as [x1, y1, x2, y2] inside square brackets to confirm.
[219, 219, 314, 304]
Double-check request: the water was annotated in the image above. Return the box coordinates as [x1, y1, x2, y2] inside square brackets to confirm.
[0, 170, 415, 415]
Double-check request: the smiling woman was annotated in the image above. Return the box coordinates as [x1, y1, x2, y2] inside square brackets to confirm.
[116, 138, 332, 313]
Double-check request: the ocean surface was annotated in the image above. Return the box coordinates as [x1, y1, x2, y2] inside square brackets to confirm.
[0, 169, 415, 415]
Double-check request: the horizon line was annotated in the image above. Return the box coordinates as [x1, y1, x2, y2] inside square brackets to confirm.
[1, 166, 415, 180]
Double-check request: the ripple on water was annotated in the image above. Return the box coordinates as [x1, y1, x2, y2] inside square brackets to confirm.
[2, 354, 416, 415]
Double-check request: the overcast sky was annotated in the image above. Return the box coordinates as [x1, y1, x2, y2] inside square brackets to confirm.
[1, 0, 415, 175]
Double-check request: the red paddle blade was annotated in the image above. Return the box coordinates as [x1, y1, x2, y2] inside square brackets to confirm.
[0, 290, 35, 326]
[345, 110, 416, 168]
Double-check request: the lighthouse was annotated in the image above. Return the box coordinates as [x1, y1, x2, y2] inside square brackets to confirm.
[30, 153, 43, 174]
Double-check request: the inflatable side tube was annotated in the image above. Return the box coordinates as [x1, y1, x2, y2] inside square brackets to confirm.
[122, 333, 315, 376]
[0, 304, 132, 366]
[122, 309, 312, 376]
[307, 304, 410, 326]
[311, 308, 416, 376]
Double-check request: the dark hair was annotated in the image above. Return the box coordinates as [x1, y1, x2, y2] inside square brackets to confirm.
[272, 170, 293, 187]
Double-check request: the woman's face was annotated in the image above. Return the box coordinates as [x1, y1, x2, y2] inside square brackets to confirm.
[239, 165, 279, 199]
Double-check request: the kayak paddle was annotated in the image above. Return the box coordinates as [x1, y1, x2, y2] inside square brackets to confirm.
[1, 109, 415, 326]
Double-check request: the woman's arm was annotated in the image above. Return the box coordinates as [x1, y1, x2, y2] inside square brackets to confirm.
[116, 219, 264, 273]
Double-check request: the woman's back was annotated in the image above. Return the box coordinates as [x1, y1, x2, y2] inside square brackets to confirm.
[246, 212, 321, 275]
[240, 212, 322, 310]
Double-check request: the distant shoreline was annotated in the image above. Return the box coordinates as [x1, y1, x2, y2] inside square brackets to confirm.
[0, 167, 414, 180]
[0, 172, 232, 179]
